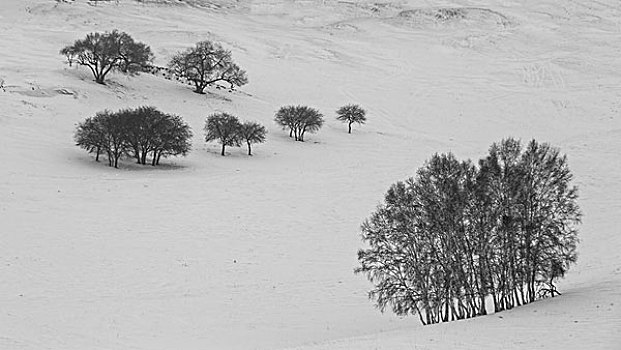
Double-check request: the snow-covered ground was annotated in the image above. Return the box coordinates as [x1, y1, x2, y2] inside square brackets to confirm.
[1, 0, 620, 349]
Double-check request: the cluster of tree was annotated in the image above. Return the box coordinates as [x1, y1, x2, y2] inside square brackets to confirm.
[274, 105, 324, 141]
[204, 113, 267, 156]
[75, 106, 192, 168]
[274, 104, 367, 141]
[355, 138, 581, 325]
[61, 32, 247, 93]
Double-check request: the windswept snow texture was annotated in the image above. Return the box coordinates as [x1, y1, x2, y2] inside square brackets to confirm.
[1, 0, 620, 349]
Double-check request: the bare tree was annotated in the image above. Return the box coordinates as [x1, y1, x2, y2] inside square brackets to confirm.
[238, 121, 267, 156]
[75, 107, 192, 168]
[205, 113, 242, 156]
[118, 32, 154, 74]
[336, 104, 367, 134]
[60, 30, 153, 84]
[356, 139, 581, 325]
[169, 40, 248, 94]
[274, 105, 324, 142]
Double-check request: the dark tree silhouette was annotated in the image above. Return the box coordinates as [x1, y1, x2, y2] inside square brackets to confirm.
[117, 32, 154, 74]
[61, 30, 153, 84]
[119, 106, 192, 165]
[149, 114, 192, 165]
[75, 111, 127, 168]
[75, 107, 192, 168]
[274, 105, 324, 141]
[514, 139, 581, 303]
[75, 114, 106, 162]
[356, 139, 581, 325]
[238, 121, 267, 156]
[336, 104, 367, 134]
[169, 40, 248, 94]
[99, 111, 129, 168]
[205, 113, 242, 156]
[274, 105, 299, 139]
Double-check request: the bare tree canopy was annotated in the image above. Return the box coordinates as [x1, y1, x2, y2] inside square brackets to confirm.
[204, 112, 242, 156]
[336, 104, 367, 134]
[356, 139, 581, 325]
[169, 40, 248, 94]
[274, 105, 324, 142]
[75, 106, 192, 168]
[61, 30, 153, 84]
[238, 121, 267, 156]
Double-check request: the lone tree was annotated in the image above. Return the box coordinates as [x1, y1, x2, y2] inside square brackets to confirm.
[205, 113, 242, 156]
[336, 104, 366, 134]
[169, 40, 248, 94]
[75, 106, 192, 168]
[61, 30, 153, 84]
[238, 121, 267, 156]
[274, 105, 324, 142]
[356, 139, 581, 325]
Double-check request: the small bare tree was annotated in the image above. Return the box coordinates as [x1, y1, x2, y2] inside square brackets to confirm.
[238, 121, 267, 155]
[205, 113, 242, 156]
[336, 104, 366, 134]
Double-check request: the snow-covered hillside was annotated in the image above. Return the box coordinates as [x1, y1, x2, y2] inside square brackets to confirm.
[1, 0, 619, 349]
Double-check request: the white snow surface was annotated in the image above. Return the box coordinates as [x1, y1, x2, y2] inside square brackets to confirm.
[1, 0, 620, 349]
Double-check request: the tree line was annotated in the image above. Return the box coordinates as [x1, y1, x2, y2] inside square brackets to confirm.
[61, 30, 247, 93]
[356, 138, 581, 325]
[75, 103, 367, 166]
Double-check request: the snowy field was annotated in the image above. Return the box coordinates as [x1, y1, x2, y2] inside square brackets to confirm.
[1, 0, 620, 349]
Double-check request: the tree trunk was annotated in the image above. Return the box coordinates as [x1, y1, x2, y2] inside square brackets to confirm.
[348, 122, 352, 134]
[247, 141, 252, 156]
[479, 293, 487, 316]
[193, 81, 205, 94]
[221, 143, 226, 156]
[514, 288, 522, 306]
[529, 274, 537, 303]
[416, 310, 427, 325]
[156, 152, 162, 165]
[141, 150, 148, 165]
[95, 64, 107, 85]
[95, 147, 100, 162]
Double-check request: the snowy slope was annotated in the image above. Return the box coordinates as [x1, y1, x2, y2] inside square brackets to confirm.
[1, 0, 620, 349]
